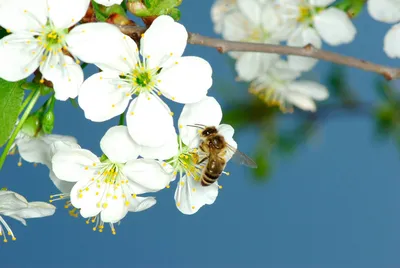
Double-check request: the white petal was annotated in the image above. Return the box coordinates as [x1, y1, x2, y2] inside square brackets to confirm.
[174, 175, 219, 215]
[49, 138, 80, 159]
[288, 81, 329, 100]
[236, 52, 279, 81]
[48, 0, 90, 29]
[123, 159, 170, 194]
[287, 27, 321, 72]
[314, 8, 357, 46]
[126, 93, 174, 147]
[0, 191, 27, 211]
[95, 0, 123, 6]
[0, 33, 41, 81]
[78, 71, 131, 122]
[3, 202, 56, 219]
[67, 23, 136, 73]
[309, 0, 336, 7]
[70, 177, 102, 217]
[286, 92, 317, 112]
[268, 60, 301, 81]
[237, 0, 261, 25]
[140, 130, 179, 160]
[384, 23, 400, 58]
[17, 137, 50, 165]
[128, 196, 156, 212]
[217, 124, 237, 161]
[179, 96, 222, 148]
[49, 170, 75, 194]
[52, 149, 100, 182]
[0, 0, 47, 32]
[41, 55, 83, 101]
[100, 126, 140, 163]
[211, 0, 237, 34]
[157, 56, 212, 103]
[140, 15, 188, 69]
[367, 0, 400, 23]
[100, 187, 128, 223]
[222, 11, 251, 41]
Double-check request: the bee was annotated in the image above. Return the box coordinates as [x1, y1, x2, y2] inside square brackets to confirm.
[190, 124, 257, 186]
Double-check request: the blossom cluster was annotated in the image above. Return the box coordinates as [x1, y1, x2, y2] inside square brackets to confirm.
[211, 0, 399, 112]
[0, 0, 242, 236]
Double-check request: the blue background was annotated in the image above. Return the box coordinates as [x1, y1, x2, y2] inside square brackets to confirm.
[1, 1, 400, 267]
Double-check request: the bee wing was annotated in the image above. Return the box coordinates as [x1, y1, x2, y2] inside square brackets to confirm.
[226, 143, 258, 168]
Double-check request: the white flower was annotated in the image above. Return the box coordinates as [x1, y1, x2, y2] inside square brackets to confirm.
[78, 15, 212, 148]
[94, 0, 123, 7]
[0, 0, 123, 100]
[277, 0, 356, 70]
[158, 97, 236, 215]
[367, 0, 400, 58]
[249, 60, 329, 112]
[52, 126, 170, 233]
[211, 0, 238, 34]
[222, 0, 291, 81]
[10, 130, 77, 167]
[0, 189, 55, 242]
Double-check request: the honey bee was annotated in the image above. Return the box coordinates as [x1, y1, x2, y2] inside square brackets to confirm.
[190, 124, 257, 186]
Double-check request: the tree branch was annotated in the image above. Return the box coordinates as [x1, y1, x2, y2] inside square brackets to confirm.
[119, 25, 400, 81]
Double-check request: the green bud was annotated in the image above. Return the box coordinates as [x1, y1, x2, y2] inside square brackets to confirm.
[21, 114, 41, 137]
[169, 8, 181, 21]
[42, 110, 55, 134]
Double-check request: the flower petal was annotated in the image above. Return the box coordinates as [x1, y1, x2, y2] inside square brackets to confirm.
[236, 52, 279, 81]
[0, 33, 41, 81]
[128, 196, 156, 212]
[49, 171, 76, 194]
[41, 55, 83, 101]
[157, 56, 212, 104]
[17, 137, 50, 165]
[288, 81, 329, 100]
[314, 7, 357, 46]
[95, 0, 123, 6]
[100, 126, 140, 163]
[140, 130, 179, 160]
[140, 15, 188, 69]
[217, 124, 237, 161]
[179, 96, 222, 148]
[48, 0, 90, 29]
[309, 0, 336, 7]
[237, 0, 261, 25]
[286, 92, 317, 112]
[126, 93, 174, 147]
[384, 23, 400, 58]
[67, 23, 136, 73]
[70, 177, 102, 218]
[78, 71, 131, 122]
[52, 149, 100, 182]
[269, 60, 301, 81]
[3, 202, 56, 219]
[174, 175, 219, 215]
[287, 27, 321, 71]
[367, 0, 400, 23]
[100, 187, 128, 223]
[211, 0, 237, 34]
[123, 159, 170, 194]
[222, 11, 252, 41]
[0, 0, 47, 32]
[0, 191, 27, 211]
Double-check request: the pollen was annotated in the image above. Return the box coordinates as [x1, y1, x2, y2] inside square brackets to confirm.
[219, 185, 223, 189]
[192, 188, 196, 192]
[191, 206, 195, 210]
[102, 203, 108, 208]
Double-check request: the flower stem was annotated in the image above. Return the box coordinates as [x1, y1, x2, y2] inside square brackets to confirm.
[0, 89, 41, 170]
[18, 90, 36, 114]
[119, 113, 125, 126]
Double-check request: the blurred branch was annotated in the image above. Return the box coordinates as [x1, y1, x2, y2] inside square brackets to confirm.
[119, 25, 400, 81]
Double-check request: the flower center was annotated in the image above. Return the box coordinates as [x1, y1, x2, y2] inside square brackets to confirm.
[37, 23, 68, 57]
[134, 69, 152, 87]
[249, 80, 293, 113]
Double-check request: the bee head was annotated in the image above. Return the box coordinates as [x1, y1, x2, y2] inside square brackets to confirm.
[201, 126, 218, 137]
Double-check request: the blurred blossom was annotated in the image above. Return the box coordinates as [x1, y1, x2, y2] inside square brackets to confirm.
[249, 60, 329, 112]
[221, 0, 292, 81]
[211, 0, 237, 34]
[367, 0, 400, 58]
[0, 189, 55, 243]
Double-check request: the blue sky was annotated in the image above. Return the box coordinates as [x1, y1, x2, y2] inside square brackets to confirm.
[1, 1, 400, 267]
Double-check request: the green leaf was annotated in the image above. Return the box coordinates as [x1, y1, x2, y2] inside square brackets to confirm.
[128, 0, 183, 20]
[91, 0, 108, 21]
[335, 0, 365, 18]
[0, 79, 25, 147]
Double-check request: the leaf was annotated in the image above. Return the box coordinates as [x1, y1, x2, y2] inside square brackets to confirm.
[0, 79, 25, 147]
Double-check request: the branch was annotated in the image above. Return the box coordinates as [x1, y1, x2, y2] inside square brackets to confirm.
[119, 25, 400, 81]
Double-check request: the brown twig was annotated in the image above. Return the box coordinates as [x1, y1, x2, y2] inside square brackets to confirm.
[119, 25, 400, 81]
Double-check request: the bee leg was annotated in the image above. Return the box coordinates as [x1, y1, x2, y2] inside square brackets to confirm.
[198, 156, 209, 165]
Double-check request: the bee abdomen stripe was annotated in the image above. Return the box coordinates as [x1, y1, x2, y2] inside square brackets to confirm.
[204, 172, 219, 180]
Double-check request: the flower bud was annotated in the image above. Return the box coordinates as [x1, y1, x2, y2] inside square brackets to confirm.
[21, 114, 41, 137]
[42, 110, 55, 134]
[127, 1, 149, 17]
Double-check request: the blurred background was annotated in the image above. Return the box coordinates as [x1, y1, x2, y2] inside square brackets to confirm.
[1, 1, 400, 267]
